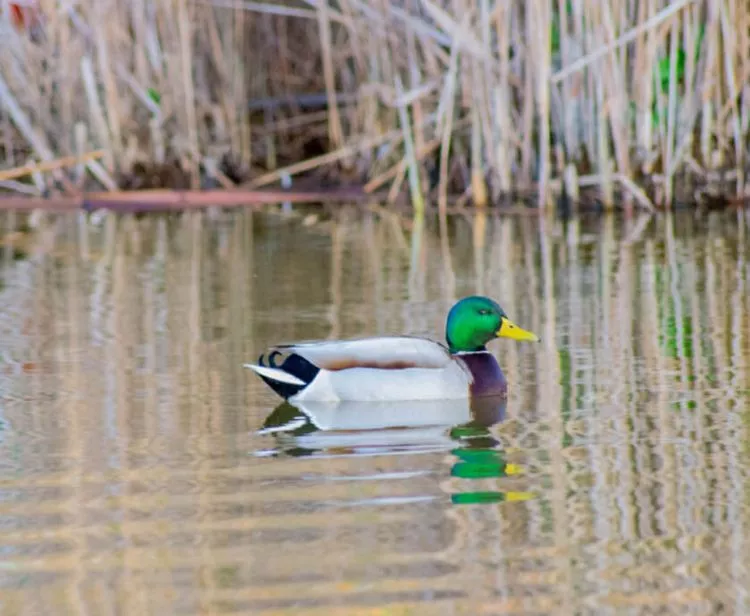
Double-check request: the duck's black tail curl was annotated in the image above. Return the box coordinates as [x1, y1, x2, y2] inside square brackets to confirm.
[251, 351, 320, 400]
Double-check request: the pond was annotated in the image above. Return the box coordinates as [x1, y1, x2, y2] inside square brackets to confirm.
[0, 207, 748, 615]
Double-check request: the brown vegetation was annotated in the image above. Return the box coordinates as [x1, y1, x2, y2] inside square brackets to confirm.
[0, 0, 749, 210]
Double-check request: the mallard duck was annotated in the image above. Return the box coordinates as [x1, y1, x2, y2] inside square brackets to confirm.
[245, 295, 539, 402]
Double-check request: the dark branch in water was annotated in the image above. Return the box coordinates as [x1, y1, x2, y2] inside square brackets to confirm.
[0, 188, 375, 213]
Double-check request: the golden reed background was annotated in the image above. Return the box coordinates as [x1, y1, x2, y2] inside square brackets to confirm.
[1, 1, 749, 206]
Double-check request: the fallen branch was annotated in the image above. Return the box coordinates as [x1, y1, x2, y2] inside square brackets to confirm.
[614, 174, 656, 212]
[0, 150, 107, 182]
[0, 187, 378, 212]
[0, 184, 745, 214]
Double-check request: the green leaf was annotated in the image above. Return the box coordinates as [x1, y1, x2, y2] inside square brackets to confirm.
[551, 23, 560, 53]
[658, 48, 686, 92]
[451, 490, 534, 505]
[147, 87, 161, 105]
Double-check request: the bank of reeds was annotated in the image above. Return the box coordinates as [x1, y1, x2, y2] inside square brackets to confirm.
[1, 0, 749, 210]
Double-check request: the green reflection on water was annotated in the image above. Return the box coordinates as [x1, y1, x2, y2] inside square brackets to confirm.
[451, 490, 533, 505]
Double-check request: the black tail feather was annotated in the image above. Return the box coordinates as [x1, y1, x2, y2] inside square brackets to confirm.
[253, 351, 320, 400]
[279, 353, 319, 385]
[257, 374, 305, 400]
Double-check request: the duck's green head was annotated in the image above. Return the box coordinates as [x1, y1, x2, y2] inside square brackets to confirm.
[445, 296, 539, 353]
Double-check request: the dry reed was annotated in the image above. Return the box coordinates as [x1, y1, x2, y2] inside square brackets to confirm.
[0, 0, 749, 209]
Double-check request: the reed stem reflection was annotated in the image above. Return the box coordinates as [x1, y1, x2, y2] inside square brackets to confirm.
[0, 208, 746, 614]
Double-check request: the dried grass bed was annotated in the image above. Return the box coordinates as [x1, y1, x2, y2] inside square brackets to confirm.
[1, 0, 749, 211]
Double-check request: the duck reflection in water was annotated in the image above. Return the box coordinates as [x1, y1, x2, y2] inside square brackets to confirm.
[257, 396, 531, 505]
[257, 394, 507, 457]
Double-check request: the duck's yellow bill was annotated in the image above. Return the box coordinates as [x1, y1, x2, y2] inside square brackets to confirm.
[496, 318, 540, 342]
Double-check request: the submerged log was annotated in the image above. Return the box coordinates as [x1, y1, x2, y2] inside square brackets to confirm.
[0, 187, 375, 213]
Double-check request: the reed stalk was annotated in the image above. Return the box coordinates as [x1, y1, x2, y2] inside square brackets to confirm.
[395, 75, 425, 220]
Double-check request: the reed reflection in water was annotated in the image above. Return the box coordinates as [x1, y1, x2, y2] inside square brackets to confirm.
[0, 208, 748, 615]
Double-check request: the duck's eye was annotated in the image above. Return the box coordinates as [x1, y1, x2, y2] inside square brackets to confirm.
[478, 309, 491, 316]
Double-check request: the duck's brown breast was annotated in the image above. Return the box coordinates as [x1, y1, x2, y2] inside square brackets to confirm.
[457, 352, 508, 397]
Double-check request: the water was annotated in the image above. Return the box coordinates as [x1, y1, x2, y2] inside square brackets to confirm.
[0, 208, 749, 615]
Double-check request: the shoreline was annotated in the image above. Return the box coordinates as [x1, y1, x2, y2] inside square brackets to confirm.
[0, 184, 747, 215]
[2, 150, 749, 215]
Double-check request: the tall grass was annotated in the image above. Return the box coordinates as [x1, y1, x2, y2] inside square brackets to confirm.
[1, 0, 749, 208]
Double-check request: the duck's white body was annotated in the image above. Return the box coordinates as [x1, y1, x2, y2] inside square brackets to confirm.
[245, 336, 477, 403]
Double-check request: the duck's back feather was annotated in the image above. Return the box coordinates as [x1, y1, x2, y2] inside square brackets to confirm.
[275, 336, 452, 371]
[246, 336, 470, 402]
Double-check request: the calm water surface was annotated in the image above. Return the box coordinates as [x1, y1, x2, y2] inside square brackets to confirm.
[0, 208, 749, 615]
